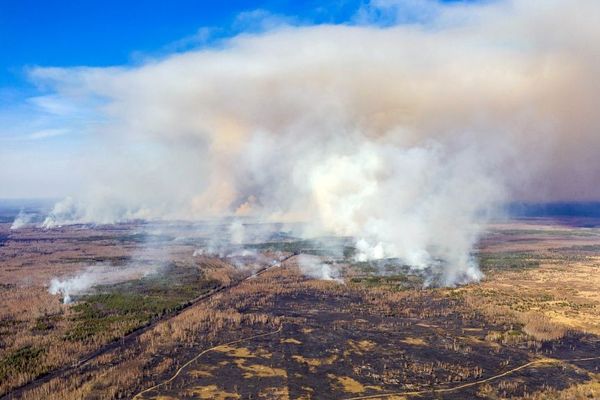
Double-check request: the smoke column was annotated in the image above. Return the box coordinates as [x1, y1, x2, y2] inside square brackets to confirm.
[48, 264, 157, 304]
[10, 210, 34, 230]
[33, 0, 600, 284]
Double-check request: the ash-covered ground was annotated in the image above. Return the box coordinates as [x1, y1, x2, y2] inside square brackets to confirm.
[1, 208, 600, 399]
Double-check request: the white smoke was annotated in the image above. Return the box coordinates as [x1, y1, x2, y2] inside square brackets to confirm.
[42, 195, 154, 228]
[47, 223, 174, 303]
[190, 220, 246, 257]
[48, 264, 157, 304]
[297, 254, 341, 282]
[355, 239, 385, 262]
[10, 210, 34, 230]
[228, 220, 245, 245]
[28, 0, 600, 285]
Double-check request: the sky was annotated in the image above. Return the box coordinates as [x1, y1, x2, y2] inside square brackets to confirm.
[0, 0, 359, 199]
[0, 0, 472, 199]
[0, 0, 369, 89]
[0, 0, 469, 87]
[1, 0, 599, 202]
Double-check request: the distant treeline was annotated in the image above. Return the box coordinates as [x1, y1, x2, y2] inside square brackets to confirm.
[0, 198, 56, 223]
[506, 202, 600, 218]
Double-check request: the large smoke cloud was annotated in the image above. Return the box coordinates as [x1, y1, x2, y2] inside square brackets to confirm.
[31, 0, 600, 284]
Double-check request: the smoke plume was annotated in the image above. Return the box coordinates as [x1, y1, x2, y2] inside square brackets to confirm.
[10, 210, 34, 230]
[297, 255, 341, 282]
[32, 0, 600, 284]
[49, 264, 157, 304]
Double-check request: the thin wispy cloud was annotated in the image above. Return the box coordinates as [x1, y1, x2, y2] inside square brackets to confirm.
[27, 95, 79, 117]
[26, 128, 70, 140]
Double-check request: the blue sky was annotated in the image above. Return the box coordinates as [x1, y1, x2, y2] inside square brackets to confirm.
[0, 0, 376, 198]
[0, 0, 469, 136]
[0, 0, 369, 89]
[0, 0, 598, 204]
[0, 0, 393, 140]
[0, 0, 497, 200]
[0, 0, 472, 89]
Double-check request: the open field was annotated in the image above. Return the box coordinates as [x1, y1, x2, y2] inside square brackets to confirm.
[0, 217, 599, 399]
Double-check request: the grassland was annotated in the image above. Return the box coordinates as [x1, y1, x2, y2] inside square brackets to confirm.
[0, 218, 599, 399]
[0, 223, 233, 396]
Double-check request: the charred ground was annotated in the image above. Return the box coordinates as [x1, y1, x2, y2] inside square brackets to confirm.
[0, 217, 599, 399]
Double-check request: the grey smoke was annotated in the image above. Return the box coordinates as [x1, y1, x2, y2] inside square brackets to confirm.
[31, 0, 600, 285]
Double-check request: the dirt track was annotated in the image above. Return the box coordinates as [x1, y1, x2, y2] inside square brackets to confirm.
[131, 326, 284, 399]
[343, 356, 600, 400]
[133, 311, 600, 400]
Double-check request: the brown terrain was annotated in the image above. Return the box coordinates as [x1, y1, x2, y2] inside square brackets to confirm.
[0, 217, 599, 399]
